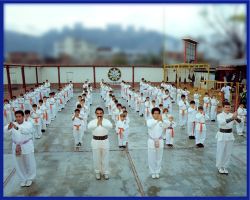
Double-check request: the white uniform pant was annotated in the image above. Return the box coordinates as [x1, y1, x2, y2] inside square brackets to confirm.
[117, 131, 128, 146]
[139, 104, 144, 116]
[148, 146, 163, 174]
[73, 128, 84, 145]
[187, 121, 196, 136]
[195, 128, 206, 144]
[236, 119, 245, 134]
[14, 153, 36, 182]
[179, 113, 187, 127]
[194, 100, 199, 108]
[210, 106, 217, 120]
[91, 139, 109, 175]
[145, 108, 151, 120]
[165, 130, 174, 145]
[216, 140, 234, 168]
[204, 105, 210, 117]
[34, 125, 42, 138]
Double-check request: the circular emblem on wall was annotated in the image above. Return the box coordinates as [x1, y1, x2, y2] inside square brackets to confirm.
[108, 67, 122, 81]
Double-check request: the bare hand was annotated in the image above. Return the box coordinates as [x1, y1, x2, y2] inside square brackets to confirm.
[97, 117, 102, 126]
[232, 112, 238, 119]
[158, 115, 163, 122]
[8, 122, 13, 130]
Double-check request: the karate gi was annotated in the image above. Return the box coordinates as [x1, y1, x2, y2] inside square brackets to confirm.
[88, 118, 113, 175]
[4, 121, 36, 185]
[147, 119, 164, 175]
[195, 112, 209, 144]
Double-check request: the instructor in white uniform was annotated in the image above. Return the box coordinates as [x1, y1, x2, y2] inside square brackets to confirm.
[4, 110, 36, 187]
[88, 107, 113, 180]
[216, 101, 241, 174]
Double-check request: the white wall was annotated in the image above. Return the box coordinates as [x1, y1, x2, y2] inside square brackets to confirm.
[5, 66, 207, 85]
[24, 67, 37, 84]
[60, 67, 93, 83]
[135, 68, 163, 82]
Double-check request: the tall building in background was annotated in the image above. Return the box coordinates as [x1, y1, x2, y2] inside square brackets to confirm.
[54, 37, 97, 64]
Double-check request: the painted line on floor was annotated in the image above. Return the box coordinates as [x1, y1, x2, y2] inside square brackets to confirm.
[4, 168, 16, 188]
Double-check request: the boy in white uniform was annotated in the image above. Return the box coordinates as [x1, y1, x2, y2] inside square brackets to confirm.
[4, 99, 12, 126]
[164, 115, 177, 147]
[31, 104, 42, 139]
[187, 101, 197, 139]
[236, 103, 247, 136]
[178, 95, 189, 129]
[193, 89, 201, 108]
[115, 113, 129, 149]
[195, 106, 209, 148]
[144, 97, 151, 121]
[210, 95, 219, 122]
[203, 93, 211, 117]
[72, 109, 84, 149]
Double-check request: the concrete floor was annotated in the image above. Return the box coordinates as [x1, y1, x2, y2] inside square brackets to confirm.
[3, 89, 247, 197]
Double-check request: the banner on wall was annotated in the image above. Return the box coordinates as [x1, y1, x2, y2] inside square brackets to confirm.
[107, 67, 122, 85]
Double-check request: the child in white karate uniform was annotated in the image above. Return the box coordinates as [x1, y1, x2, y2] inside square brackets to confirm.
[72, 109, 84, 149]
[195, 106, 209, 148]
[164, 115, 177, 147]
[115, 113, 129, 149]
[30, 104, 42, 139]
[210, 95, 219, 122]
[203, 93, 211, 117]
[236, 103, 247, 136]
[187, 101, 197, 139]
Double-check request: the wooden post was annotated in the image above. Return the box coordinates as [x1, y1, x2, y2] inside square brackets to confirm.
[195, 44, 198, 63]
[184, 41, 187, 63]
[57, 65, 61, 88]
[93, 66, 96, 88]
[21, 66, 26, 92]
[36, 66, 39, 85]
[163, 65, 166, 82]
[6, 65, 13, 99]
[132, 65, 135, 88]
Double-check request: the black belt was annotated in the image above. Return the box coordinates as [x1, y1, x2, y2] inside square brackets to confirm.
[219, 128, 232, 133]
[93, 135, 108, 140]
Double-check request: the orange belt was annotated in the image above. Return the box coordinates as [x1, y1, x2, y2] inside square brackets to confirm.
[30, 99, 32, 104]
[19, 103, 24, 110]
[4, 109, 7, 117]
[182, 110, 185, 116]
[50, 104, 53, 110]
[192, 122, 196, 136]
[199, 123, 204, 133]
[43, 112, 48, 120]
[74, 125, 81, 131]
[118, 128, 124, 139]
[60, 99, 63, 104]
[168, 127, 174, 137]
[40, 93, 42, 99]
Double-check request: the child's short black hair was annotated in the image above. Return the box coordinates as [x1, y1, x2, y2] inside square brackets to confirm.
[77, 104, 82, 109]
[74, 109, 80, 113]
[198, 106, 203, 111]
[190, 100, 195, 105]
[32, 104, 37, 108]
[181, 94, 186, 99]
[24, 110, 30, 115]
[39, 100, 43, 103]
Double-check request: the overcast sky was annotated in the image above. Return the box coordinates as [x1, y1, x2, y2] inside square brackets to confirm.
[4, 4, 246, 38]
